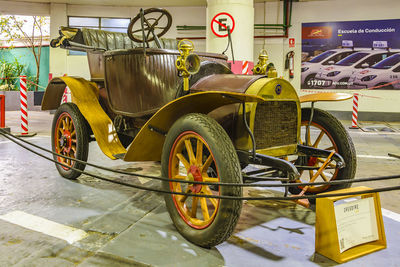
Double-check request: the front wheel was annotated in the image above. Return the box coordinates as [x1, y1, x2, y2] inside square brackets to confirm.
[51, 103, 89, 179]
[304, 74, 316, 88]
[162, 113, 242, 248]
[290, 108, 357, 195]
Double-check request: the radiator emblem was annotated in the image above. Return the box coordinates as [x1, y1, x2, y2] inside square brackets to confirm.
[275, 84, 282, 95]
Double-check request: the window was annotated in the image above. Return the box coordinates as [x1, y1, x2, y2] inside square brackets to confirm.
[356, 53, 391, 68]
[67, 16, 130, 55]
[309, 50, 336, 63]
[335, 52, 369, 66]
[393, 65, 400, 73]
[328, 51, 355, 63]
[372, 54, 400, 69]
[68, 16, 130, 31]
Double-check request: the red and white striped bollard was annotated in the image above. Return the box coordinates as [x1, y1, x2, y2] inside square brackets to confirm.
[242, 61, 249, 75]
[350, 93, 359, 129]
[17, 76, 36, 137]
[20, 75, 29, 135]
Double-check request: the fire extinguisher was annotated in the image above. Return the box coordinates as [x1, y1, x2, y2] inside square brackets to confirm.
[285, 51, 295, 79]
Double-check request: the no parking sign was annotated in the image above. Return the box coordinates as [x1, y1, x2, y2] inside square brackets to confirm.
[211, 12, 235, 37]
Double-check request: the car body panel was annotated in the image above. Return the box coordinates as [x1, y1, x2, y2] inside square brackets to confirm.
[123, 91, 264, 162]
[103, 48, 229, 118]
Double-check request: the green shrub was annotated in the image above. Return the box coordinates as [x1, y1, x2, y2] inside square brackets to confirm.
[0, 57, 26, 91]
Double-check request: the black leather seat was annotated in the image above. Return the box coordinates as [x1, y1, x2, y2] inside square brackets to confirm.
[81, 28, 177, 50]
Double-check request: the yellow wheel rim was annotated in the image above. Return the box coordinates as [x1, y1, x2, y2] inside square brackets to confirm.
[168, 131, 220, 229]
[55, 112, 77, 169]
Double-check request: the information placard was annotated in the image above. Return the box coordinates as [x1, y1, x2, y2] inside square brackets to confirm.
[334, 197, 379, 253]
[315, 187, 386, 263]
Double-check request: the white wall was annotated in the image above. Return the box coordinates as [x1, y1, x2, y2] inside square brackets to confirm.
[254, 1, 285, 78]
[0, 0, 49, 16]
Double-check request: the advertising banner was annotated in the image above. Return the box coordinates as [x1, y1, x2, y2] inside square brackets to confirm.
[301, 19, 400, 90]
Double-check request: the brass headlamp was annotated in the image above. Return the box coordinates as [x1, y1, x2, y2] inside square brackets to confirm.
[253, 49, 277, 78]
[176, 39, 200, 91]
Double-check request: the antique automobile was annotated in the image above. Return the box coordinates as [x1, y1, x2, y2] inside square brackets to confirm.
[42, 8, 356, 248]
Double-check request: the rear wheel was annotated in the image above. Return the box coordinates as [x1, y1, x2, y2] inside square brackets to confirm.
[162, 113, 242, 248]
[290, 108, 356, 195]
[51, 103, 89, 179]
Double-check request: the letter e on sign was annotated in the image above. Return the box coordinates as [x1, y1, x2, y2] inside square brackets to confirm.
[211, 12, 235, 38]
[289, 38, 295, 48]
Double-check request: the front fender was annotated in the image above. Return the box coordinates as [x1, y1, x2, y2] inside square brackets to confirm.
[42, 77, 126, 159]
[299, 92, 352, 103]
[123, 91, 264, 162]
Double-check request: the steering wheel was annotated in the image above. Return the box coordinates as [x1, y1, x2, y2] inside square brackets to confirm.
[127, 8, 172, 43]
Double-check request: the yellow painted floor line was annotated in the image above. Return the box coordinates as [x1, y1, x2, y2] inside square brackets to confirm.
[0, 211, 89, 244]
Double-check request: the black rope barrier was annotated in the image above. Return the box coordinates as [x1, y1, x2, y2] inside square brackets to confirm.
[1, 128, 399, 187]
[1, 128, 400, 200]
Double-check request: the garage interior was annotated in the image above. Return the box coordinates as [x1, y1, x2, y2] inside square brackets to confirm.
[1, 0, 400, 266]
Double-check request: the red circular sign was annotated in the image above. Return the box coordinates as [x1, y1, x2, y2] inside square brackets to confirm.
[211, 12, 235, 38]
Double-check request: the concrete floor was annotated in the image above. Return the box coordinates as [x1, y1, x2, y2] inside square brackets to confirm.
[1, 110, 400, 266]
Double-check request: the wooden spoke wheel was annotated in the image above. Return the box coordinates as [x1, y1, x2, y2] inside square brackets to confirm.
[290, 108, 356, 195]
[51, 103, 89, 180]
[169, 132, 220, 229]
[55, 112, 76, 169]
[162, 113, 242, 248]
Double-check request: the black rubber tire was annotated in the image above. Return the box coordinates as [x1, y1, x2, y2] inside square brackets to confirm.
[161, 113, 242, 248]
[290, 108, 357, 195]
[304, 74, 316, 88]
[51, 103, 89, 180]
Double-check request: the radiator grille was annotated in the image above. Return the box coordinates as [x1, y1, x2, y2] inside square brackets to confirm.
[253, 101, 298, 149]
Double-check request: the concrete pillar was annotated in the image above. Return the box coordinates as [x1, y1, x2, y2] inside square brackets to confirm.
[206, 0, 254, 62]
[49, 3, 67, 77]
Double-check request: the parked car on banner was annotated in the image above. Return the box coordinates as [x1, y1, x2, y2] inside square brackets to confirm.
[349, 53, 400, 89]
[301, 48, 358, 87]
[314, 49, 398, 89]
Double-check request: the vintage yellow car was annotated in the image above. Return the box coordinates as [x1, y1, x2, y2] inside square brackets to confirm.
[43, 8, 356, 247]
